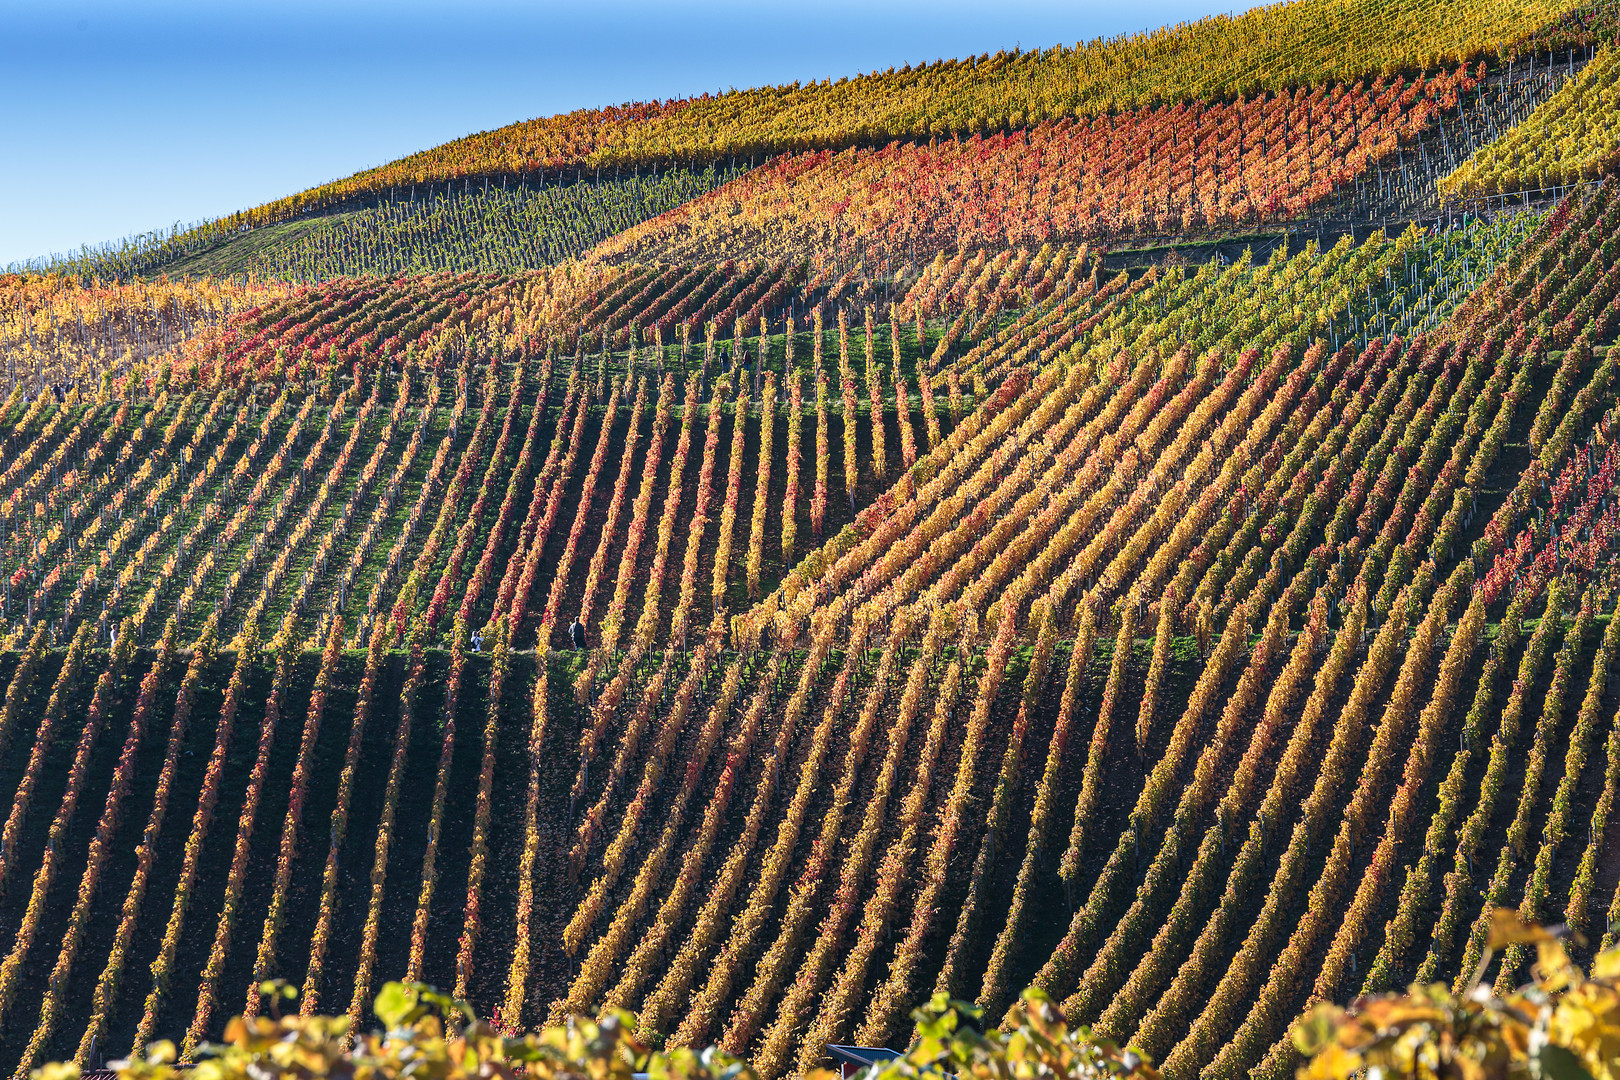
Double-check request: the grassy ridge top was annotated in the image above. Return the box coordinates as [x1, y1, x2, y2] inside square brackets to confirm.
[234, 0, 1573, 229]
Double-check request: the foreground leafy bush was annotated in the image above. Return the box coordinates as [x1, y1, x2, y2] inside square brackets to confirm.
[31, 920, 1620, 1080]
[1295, 911, 1620, 1080]
[34, 985, 1155, 1080]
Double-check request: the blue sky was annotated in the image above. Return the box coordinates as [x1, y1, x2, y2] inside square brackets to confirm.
[2, 0, 1231, 268]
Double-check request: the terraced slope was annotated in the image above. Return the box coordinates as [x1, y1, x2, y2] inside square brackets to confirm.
[6, 3, 1620, 1075]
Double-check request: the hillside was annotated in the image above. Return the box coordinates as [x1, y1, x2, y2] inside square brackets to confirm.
[158, 0, 1591, 227]
[17, 0, 1611, 284]
[4, 1, 1620, 1078]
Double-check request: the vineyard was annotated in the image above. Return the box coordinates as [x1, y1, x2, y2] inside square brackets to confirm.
[1440, 44, 1620, 197]
[11, 0, 1620, 1078]
[592, 68, 1481, 263]
[134, 0, 1583, 230]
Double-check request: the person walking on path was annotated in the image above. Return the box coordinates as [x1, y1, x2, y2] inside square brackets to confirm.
[570, 616, 587, 651]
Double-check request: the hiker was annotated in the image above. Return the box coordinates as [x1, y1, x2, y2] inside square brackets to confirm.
[471, 630, 483, 653]
[570, 616, 587, 651]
